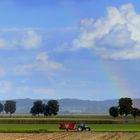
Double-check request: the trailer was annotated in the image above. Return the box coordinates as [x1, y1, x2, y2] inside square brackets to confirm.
[59, 122, 91, 131]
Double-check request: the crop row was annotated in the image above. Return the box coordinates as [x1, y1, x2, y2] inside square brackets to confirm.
[0, 118, 122, 124]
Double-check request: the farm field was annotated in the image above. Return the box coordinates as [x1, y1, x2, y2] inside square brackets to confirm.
[0, 114, 139, 124]
[0, 115, 139, 140]
[0, 124, 139, 132]
[0, 114, 139, 133]
[0, 132, 139, 140]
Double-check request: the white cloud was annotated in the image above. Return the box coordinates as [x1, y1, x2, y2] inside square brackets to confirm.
[0, 68, 6, 77]
[36, 52, 63, 70]
[21, 30, 42, 49]
[73, 3, 140, 60]
[0, 28, 42, 50]
[0, 79, 54, 97]
[15, 52, 63, 75]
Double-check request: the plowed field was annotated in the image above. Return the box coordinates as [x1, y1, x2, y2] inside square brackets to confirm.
[0, 132, 139, 140]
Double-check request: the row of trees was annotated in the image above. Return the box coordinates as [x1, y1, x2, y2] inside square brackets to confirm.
[30, 100, 59, 116]
[109, 97, 140, 122]
[0, 100, 16, 115]
[0, 99, 59, 117]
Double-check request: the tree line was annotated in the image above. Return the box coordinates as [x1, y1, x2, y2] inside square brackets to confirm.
[30, 100, 59, 116]
[0, 100, 16, 115]
[109, 97, 140, 122]
[0, 99, 59, 117]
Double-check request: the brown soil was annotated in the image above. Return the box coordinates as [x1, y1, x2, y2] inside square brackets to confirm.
[0, 132, 139, 140]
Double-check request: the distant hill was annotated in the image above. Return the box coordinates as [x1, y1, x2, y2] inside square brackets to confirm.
[0, 98, 140, 114]
[59, 98, 140, 114]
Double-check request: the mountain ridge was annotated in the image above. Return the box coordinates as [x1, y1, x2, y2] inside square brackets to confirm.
[0, 98, 139, 114]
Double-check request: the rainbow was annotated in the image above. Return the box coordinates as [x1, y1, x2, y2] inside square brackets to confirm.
[97, 60, 133, 99]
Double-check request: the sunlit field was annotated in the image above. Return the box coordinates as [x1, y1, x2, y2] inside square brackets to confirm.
[0, 132, 139, 140]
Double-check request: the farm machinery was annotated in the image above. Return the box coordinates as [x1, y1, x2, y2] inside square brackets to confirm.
[59, 122, 91, 131]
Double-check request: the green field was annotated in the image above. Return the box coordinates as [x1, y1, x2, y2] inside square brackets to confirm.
[0, 114, 139, 133]
[0, 124, 139, 133]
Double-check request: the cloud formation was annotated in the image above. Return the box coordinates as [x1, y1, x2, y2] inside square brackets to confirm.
[0, 80, 53, 97]
[15, 52, 63, 75]
[73, 3, 140, 60]
[0, 28, 42, 50]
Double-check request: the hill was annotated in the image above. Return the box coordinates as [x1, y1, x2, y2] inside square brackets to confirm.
[0, 98, 140, 114]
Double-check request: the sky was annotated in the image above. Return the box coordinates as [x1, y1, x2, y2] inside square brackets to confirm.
[0, 0, 140, 100]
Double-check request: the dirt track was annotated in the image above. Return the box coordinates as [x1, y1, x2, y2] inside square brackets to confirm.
[0, 132, 139, 140]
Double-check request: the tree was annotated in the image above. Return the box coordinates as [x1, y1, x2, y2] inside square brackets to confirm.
[131, 108, 140, 121]
[44, 105, 51, 116]
[30, 106, 37, 116]
[4, 100, 16, 116]
[48, 100, 59, 115]
[109, 106, 119, 118]
[0, 103, 3, 113]
[30, 100, 45, 116]
[30, 99, 59, 117]
[118, 97, 132, 122]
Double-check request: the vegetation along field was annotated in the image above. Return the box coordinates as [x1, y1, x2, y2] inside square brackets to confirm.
[0, 114, 139, 133]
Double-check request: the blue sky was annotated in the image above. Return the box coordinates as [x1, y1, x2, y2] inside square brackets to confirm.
[0, 0, 140, 100]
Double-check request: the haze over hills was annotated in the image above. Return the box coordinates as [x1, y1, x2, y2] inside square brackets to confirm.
[0, 98, 140, 114]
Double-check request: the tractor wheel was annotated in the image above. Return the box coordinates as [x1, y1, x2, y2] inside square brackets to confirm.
[86, 127, 91, 131]
[77, 127, 83, 131]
